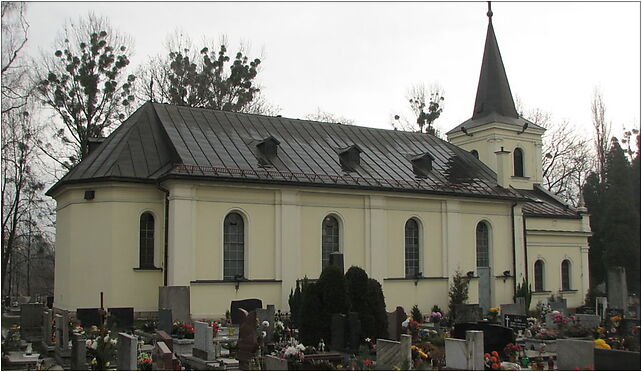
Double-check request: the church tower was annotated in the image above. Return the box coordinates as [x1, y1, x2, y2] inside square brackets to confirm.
[447, 4, 545, 190]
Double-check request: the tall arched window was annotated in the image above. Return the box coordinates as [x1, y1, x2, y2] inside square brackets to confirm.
[514, 148, 524, 177]
[534, 260, 544, 291]
[476, 222, 490, 267]
[405, 219, 420, 278]
[470, 150, 479, 159]
[561, 260, 571, 291]
[224, 212, 245, 280]
[139, 212, 155, 268]
[322, 215, 340, 268]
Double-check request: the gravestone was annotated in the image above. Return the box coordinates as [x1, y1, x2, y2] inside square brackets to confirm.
[545, 313, 557, 329]
[108, 307, 134, 331]
[620, 318, 641, 336]
[155, 330, 173, 352]
[557, 339, 594, 370]
[454, 304, 483, 323]
[386, 306, 406, 341]
[594, 347, 641, 371]
[503, 314, 528, 331]
[256, 304, 276, 342]
[71, 332, 88, 370]
[76, 308, 102, 328]
[399, 334, 412, 369]
[375, 338, 402, 370]
[596, 296, 608, 319]
[575, 314, 601, 330]
[236, 309, 258, 370]
[158, 286, 190, 323]
[46, 296, 54, 309]
[20, 303, 44, 341]
[331, 314, 346, 351]
[192, 321, 216, 361]
[152, 341, 175, 370]
[347, 312, 361, 353]
[549, 298, 568, 316]
[607, 266, 628, 311]
[329, 252, 344, 273]
[230, 298, 262, 325]
[158, 308, 172, 335]
[265, 355, 288, 370]
[42, 310, 54, 346]
[55, 313, 70, 354]
[118, 332, 138, 370]
[500, 303, 526, 316]
[452, 322, 514, 356]
[445, 330, 484, 370]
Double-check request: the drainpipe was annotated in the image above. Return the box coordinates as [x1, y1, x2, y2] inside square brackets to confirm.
[510, 202, 517, 299]
[156, 183, 170, 286]
[522, 215, 529, 288]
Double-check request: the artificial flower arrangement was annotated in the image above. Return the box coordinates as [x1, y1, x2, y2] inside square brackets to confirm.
[487, 307, 500, 322]
[171, 321, 194, 339]
[209, 321, 220, 337]
[137, 351, 153, 371]
[484, 351, 502, 370]
[503, 343, 521, 362]
[429, 311, 443, 324]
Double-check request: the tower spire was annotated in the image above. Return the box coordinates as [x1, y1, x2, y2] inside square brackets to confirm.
[471, 3, 519, 120]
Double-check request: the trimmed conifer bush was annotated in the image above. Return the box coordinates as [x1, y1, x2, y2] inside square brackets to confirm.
[299, 281, 324, 346]
[366, 278, 388, 339]
[346, 266, 372, 338]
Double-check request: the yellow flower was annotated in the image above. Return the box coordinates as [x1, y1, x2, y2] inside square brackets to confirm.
[489, 307, 499, 313]
[594, 339, 611, 349]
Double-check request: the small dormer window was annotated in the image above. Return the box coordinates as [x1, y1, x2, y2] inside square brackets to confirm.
[256, 136, 280, 165]
[338, 145, 362, 172]
[410, 152, 434, 178]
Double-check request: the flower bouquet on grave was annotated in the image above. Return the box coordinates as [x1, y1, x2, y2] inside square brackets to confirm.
[411, 344, 430, 369]
[86, 332, 118, 370]
[4, 325, 22, 351]
[487, 308, 500, 323]
[209, 321, 220, 337]
[429, 311, 443, 325]
[503, 343, 521, 363]
[484, 351, 502, 370]
[137, 352, 153, 371]
[171, 321, 194, 339]
[402, 317, 420, 341]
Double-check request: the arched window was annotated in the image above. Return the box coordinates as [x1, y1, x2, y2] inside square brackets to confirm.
[561, 260, 571, 291]
[476, 222, 490, 267]
[224, 212, 245, 280]
[321, 215, 340, 268]
[470, 150, 479, 159]
[139, 212, 155, 268]
[514, 148, 524, 177]
[405, 219, 420, 278]
[534, 260, 544, 291]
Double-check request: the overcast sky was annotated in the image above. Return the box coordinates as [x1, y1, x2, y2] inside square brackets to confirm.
[24, 1, 640, 139]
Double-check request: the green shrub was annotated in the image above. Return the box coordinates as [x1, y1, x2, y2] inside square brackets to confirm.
[299, 281, 324, 346]
[411, 305, 423, 322]
[288, 279, 304, 328]
[447, 270, 470, 323]
[366, 278, 388, 339]
[514, 277, 533, 311]
[345, 266, 371, 338]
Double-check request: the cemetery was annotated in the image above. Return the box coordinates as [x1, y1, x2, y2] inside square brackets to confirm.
[2, 263, 641, 370]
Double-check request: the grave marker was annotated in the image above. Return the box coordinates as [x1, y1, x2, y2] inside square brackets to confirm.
[386, 306, 406, 341]
[20, 303, 44, 342]
[557, 339, 594, 371]
[607, 266, 628, 311]
[594, 347, 641, 371]
[503, 314, 528, 331]
[500, 303, 525, 316]
[445, 330, 485, 370]
[158, 308, 172, 335]
[454, 304, 483, 323]
[108, 307, 134, 331]
[265, 355, 288, 370]
[375, 338, 402, 370]
[236, 309, 258, 370]
[192, 321, 216, 361]
[75, 308, 102, 328]
[330, 314, 346, 351]
[575, 314, 601, 330]
[230, 298, 262, 325]
[42, 310, 54, 346]
[152, 341, 175, 370]
[118, 332, 138, 370]
[158, 286, 190, 323]
[70, 332, 88, 370]
[452, 322, 514, 356]
[256, 304, 276, 342]
[155, 330, 173, 352]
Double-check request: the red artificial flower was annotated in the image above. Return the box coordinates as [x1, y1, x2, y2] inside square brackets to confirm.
[492, 363, 500, 370]
[491, 351, 499, 357]
[484, 353, 491, 358]
[363, 360, 373, 367]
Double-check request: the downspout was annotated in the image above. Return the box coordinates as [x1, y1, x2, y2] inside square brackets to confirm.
[522, 214, 529, 288]
[510, 202, 518, 298]
[156, 183, 170, 286]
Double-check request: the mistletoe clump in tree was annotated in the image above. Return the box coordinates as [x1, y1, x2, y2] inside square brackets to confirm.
[37, 14, 135, 168]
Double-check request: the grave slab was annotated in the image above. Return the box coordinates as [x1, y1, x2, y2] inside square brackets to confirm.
[454, 304, 483, 323]
[118, 332, 138, 370]
[557, 339, 594, 371]
[594, 347, 641, 371]
[265, 355, 288, 370]
[192, 321, 216, 361]
[108, 307, 134, 331]
[158, 308, 172, 335]
[375, 338, 402, 370]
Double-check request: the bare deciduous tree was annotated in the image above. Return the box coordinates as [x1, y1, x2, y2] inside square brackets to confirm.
[1, 2, 31, 114]
[591, 88, 611, 182]
[392, 83, 445, 136]
[305, 108, 354, 125]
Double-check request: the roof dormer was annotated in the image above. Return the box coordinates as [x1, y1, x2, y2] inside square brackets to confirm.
[338, 145, 362, 172]
[410, 152, 435, 178]
[256, 136, 280, 166]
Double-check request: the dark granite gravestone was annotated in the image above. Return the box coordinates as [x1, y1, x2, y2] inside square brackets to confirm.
[256, 305, 276, 342]
[230, 298, 263, 325]
[236, 309, 258, 370]
[503, 314, 528, 331]
[46, 296, 54, 309]
[331, 314, 346, 351]
[347, 312, 361, 353]
[75, 308, 102, 328]
[329, 252, 344, 273]
[386, 306, 407, 341]
[107, 307, 134, 331]
[21, 303, 44, 342]
[452, 322, 515, 357]
[454, 304, 483, 323]
[594, 348, 641, 371]
[158, 308, 172, 335]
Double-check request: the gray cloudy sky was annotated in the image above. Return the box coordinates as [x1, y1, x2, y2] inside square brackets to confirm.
[25, 1, 640, 137]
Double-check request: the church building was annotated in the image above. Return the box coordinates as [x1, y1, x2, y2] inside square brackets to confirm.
[47, 9, 591, 319]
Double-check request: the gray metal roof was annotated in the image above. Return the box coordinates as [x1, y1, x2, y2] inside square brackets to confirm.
[47, 102, 529, 201]
[516, 185, 581, 219]
[447, 15, 545, 135]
